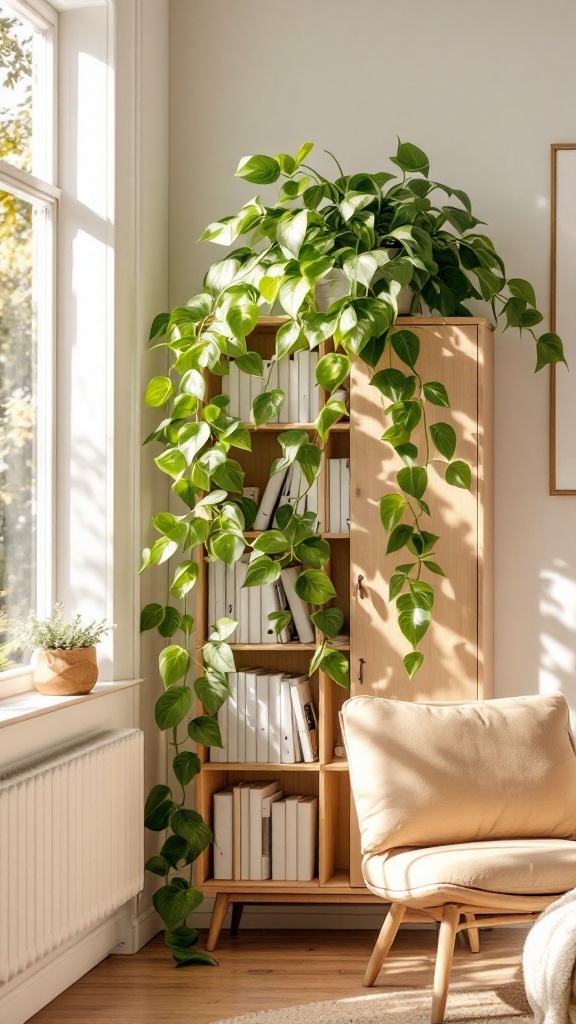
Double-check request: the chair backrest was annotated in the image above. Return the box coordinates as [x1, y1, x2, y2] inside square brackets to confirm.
[341, 693, 576, 857]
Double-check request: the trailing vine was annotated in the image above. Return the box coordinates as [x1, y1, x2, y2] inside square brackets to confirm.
[141, 139, 565, 962]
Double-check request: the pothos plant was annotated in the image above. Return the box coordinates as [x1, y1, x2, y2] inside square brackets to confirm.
[141, 138, 565, 963]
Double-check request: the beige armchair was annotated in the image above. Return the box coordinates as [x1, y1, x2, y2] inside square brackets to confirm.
[341, 693, 576, 1024]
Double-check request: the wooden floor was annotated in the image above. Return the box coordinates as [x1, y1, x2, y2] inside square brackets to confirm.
[29, 927, 527, 1024]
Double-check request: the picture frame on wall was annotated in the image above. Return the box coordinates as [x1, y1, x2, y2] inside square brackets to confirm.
[550, 143, 576, 495]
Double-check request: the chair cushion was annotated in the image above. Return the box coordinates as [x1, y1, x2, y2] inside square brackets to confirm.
[341, 693, 576, 856]
[363, 839, 576, 904]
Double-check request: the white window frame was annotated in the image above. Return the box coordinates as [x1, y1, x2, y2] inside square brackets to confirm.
[0, 0, 59, 684]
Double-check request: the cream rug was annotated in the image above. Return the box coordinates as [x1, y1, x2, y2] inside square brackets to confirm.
[213, 985, 532, 1023]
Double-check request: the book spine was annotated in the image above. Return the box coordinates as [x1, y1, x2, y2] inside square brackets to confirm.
[233, 786, 242, 880]
[329, 459, 341, 533]
[285, 796, 301, 881]
[240, 785, 251, 879]
[268, 359, 280, 422]
[309, 351, 320, 419]
[340, 458, 350, 534]
[227, 672, 239, 763]
[213, 789, 234, 880]
[268, 674, 282, 763]
[280, 566, 315, 645]
[298, 350, 310, 423]
[229, 360, 240, 418]
[208, 563, 216, 639]
[235, 557, 249, 642]
[261, 582, 278, 644]
[212, 697, 228, 763]
[249, 788, 263, 881]
[280, 676, 297, 764]
[225, 563, 236, 621]
[248, 582, 262, 644]
[236, 671, 246, 763]
[271, 799, 286, 881]
[245, 671, 258, 763]
[278, 356, 290, 423]
[256, 673, 269, 763]
[253, 467, 288, 531]
[288, 356, 299, 422]
[240, 366, 252, 422]
[297, 797, 317, 882]
[261, 791, 283, 879]
[214, 559, 226, 623]
[290, 680, 314, 762]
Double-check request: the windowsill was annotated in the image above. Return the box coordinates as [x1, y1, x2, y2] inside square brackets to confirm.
[0, 678, 143, 728]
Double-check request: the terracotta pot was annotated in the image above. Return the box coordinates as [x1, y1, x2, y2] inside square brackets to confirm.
[33, 646, 98, 696]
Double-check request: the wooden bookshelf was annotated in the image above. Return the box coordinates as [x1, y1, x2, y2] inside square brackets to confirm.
[194, 316, 494, 949]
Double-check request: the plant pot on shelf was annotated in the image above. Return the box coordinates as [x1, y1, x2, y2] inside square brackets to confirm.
[315, 247, 415, 315]
[32, 646, 99, 696]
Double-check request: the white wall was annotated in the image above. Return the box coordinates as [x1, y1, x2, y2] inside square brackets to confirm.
[169, 0, 576, 710]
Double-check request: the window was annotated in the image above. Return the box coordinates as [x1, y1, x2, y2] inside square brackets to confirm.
[0, 0, 57, 670]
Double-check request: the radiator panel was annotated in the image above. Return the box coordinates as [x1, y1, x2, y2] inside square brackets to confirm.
[0, 729, 144, 985]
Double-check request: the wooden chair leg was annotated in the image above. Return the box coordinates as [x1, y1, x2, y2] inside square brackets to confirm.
[464, 912, 480, 954]
[206, 893, 229, 952]
[363, 903, 406, 987]
[431, 904, 460, 1024]
[230, 902, 244, 937]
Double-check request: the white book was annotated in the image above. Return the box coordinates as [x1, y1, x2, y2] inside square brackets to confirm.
[227, 672, 238, 763]
[221, 371, 230, 398]
[249, 781, 280, 881]
[280, 566, 315, 645]
[248, 580, 262, 644]
[298, 350, 310, 423]
[212, 696, 228, 763]
[244, 668, 259, 763]
[290, 675, 318, 763]
[225, 564, 236, 621]
[329, 458, 341, 533]
[305, 479, 321, 532]
[274, 579, 293, 643]
[273, 464, 293, 527]
[240, 366, 252, 422]
[340, 458, 350, 534]
[213, 786, 234, 880]
[267, 672, 283, 763]
[229, 360, 241, 418]
[261, 790, 283, 879]
[233, 782, 252, 880]
[278, 356, 290, 423]
[285, 794, 302, 881]
[240, 782, 253, 880]
[235, 557, 249, 643]
[286, 461, 306, 515]
[256, 673, 269, 763]
[309, 351, 320, 419]
[297, 796, 318, 882]
[271, 799, 286, 881]
[288, 356, 299, 422]
[280, 675, 298, 764]
[214, 559, 226, 623]
[236, 671, 246, 763]
[207, 563, 217, 644]
[254, 467, 289, 531]
[261, 582, 279, 644]
[268, 359, 280, 421]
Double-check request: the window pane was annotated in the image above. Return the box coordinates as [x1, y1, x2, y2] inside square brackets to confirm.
[0, 188, 37, 667]
[0, 2, 48, 176]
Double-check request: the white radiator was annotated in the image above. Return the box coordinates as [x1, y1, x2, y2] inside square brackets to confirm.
[0, 729, 144, 985]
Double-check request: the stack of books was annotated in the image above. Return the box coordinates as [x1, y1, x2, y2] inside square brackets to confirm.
[253, 462, 320, 532]
[329, 458, 350, 533]
[207, 562, 315, 645]
[211, 672, 318, 764]
[213, 782, 317, 882]
[223, 354, 320, 423]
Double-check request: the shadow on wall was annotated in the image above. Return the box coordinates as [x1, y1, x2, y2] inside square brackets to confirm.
[540, 557, 576, 724]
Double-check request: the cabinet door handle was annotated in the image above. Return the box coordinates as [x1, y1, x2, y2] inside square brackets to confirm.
[356, 574, 366, 599]
[358, 658, 366, 685]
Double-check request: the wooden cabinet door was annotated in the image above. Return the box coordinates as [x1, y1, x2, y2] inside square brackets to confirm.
[349, 319, 493, 703]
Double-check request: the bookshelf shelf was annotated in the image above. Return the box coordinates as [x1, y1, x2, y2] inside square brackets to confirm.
[246, 421, 349, 433]
[324, 761, 349, 772]
[228, 643, 316, 652]
[203, 761, 321, 772]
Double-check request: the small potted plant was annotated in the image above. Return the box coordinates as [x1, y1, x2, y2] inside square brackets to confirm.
[11, 603, 114, 695]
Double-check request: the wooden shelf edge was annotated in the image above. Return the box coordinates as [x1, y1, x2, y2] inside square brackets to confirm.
[229, 643, 316, 651]
[202, 761, 320, 772]
[245, 421, 349, 433]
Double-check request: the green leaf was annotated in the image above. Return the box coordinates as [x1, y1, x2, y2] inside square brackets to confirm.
[397, 466, 428, 500]
[408, 531, 439, 557]
[508, 277, 536, 307]
[155, 686, 193, 730]
[235, 154, 280, 184]
[371, 368, 416, 403]
[209, 617, 239, 641]
[343, 252, 378, 289]
[315, 400, 347, 442]
[520, 309, 543, 329]
[144, 784, 175, 831]
[140, 603, 165, 632]
[268, 609, 293, 637]
[212, 458, 244, 494]
[295, 569, 336, 605]
[311, 607, 344, 640]
[235, 352, 264, 377]
[277, 210, 308, 259]
[155, 448, 187, 479]
[322, 650, 350, 688]
[178, 422, 211, 464]
[296, 443, 322, 485]
[379, 494, 407, 533]
[389, 573, 407, 600]
[150, 312, 170, 340]
[186, 293, 212, 320]
[390, 400, 421, 433]
[173, 751, 202, 788]
[159, 644, 191, 687]
[422, 381, 450, 407]
[409, 580, 435, 610]
[316, 353, 351, 394]
[339, 192, 375, 222]
[145, 855, 169, 877]
[430, 422, 456, 460]
[390, 140, 430, 176]
[294, 141, 314, 168]
[165, 925, 200, 949]
[180, 368, 206, 400]
[295, 535, 330, 568]
[158, 606, 182, 639]
[275, 320, 302, 360]
[203, 640, 235, 675]
[244, 555, 282, 587]
[205, 258, 240, 297]
[194, 674, 230, 715]
[227, 302, 259, 340]
[279, 177, 311, 203]
[445, 460, 472, 489]
[397, 593, 431, 647]
[423, 559, 446, 576]
[395, 443, 418, 466]
[170, 560, 199, 599]
[252, 530, 290, 555]
[391, 330, 420, 369]
[173, 948, 218, 967]
[278, 276, 311, 318]
[153, 881, 203, 929]
[387, 523, 413, 554]
[145, 376, 174, 407]
[535, 332, 566, 371]
[209, 530, 246, 565]
[403, 651, 424, 678]
[188, 715, 222, 747]
[253, 389, 285, 425]
[161, 835, 193, 868]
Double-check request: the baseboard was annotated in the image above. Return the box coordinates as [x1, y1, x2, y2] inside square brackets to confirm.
[111, 903, 163, 954]
[0, 906, 133, 1024]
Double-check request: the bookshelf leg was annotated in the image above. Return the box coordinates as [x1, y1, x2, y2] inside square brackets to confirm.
[230, 902, 244, 937]
[206, 893, 229, 952]
[363, 903, 406, 987]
